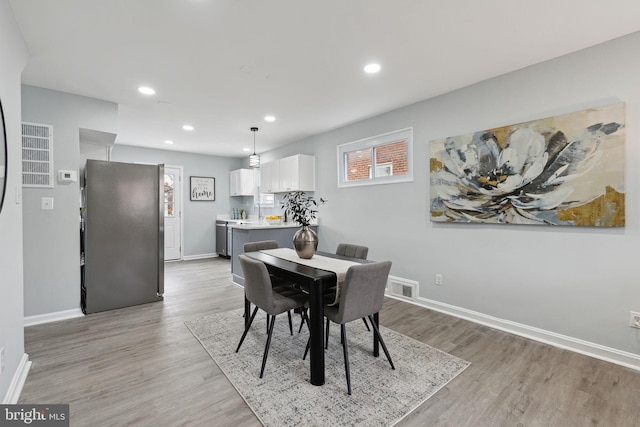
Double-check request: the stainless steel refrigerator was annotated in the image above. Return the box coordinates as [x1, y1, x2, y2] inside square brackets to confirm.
[81, 159, 164, 314]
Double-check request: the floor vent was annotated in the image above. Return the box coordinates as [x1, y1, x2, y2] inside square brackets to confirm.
[22, 122, 54, 188]
[386, 275, 417, 301]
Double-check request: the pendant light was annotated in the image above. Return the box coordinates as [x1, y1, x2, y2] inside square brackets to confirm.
[249, 127, 260, 168]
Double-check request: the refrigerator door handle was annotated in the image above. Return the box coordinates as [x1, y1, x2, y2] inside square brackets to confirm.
[158, 163, 165, 296]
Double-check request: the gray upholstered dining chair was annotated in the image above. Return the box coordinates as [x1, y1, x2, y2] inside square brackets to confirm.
[236, 254, 310, 378]
[321, 243, 371, 340]
[336, 243, 369, 260]
[297, 242, 371, 335]
[243, 240, 302, 335]
[304, 260, 395, 395]
[243, 240, 279, 253]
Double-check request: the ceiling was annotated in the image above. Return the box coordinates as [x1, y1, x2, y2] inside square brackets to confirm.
[9, 0, 640, 158]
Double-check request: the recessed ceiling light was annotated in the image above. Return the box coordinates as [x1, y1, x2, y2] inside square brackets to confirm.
[164, 140, 174, 145]
[182, 124, 194, 131]
[138, 86, 156, 95]
[242, 147, 251, 152]
[364, 63, 381, 74]
[264, 115, 276, 122]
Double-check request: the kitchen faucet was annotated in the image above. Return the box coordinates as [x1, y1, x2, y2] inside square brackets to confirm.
[255, 186, 262, 222]
[255, 201, 262, 222]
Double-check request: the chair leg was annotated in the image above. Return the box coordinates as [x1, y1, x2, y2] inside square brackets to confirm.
[301, 309, 310, 332]
[303, 337, 310, 360]
[341, 324, 351, 395]
[236, 306, 259, 353]
[325, 318, 330, 349]
[302, 311, 311, 360]
[260, 314, 277, 378]
[362, 317, 371, 331]
[367, 315, 395, 370]
[244, 297, 251, 329]
[287, 310, 293, 335]
[297, 309, 307, 333]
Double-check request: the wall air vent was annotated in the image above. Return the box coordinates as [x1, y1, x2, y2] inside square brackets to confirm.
[386, 275, 417, 301]
[22, 122, 54, 188]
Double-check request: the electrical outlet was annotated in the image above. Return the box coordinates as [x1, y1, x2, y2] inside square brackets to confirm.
[435, 274, 443, 286]
[0, 347, 5, 375]
[630, 311, 640, 329]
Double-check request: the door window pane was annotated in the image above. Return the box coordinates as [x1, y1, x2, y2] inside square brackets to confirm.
[164, 173, 175, 217]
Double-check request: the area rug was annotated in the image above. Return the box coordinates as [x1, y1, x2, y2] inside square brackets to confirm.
[185, 309, 469, 426]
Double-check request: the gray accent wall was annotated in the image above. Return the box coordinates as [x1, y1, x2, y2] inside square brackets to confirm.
[262, 31, 640, 358]
[0, 0, 28, 402]
[20, 89, 244, 318]
[21, 86, 118, 317]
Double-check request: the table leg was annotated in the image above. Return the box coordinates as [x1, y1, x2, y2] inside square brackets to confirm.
[373, 312, 380, 357]
[309, 278, 326, 386]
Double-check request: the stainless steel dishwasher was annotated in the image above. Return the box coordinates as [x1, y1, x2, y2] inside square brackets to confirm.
[216, 220, 229, 257]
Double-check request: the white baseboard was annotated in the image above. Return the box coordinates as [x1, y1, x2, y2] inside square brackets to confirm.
[182, 253, 218, 261]
[2, 353, 31, 404]
[24, 308, 84, 327]
[386, 294, 640, 372]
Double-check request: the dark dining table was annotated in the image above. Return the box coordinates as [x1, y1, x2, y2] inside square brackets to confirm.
[243, 250, 378, 386]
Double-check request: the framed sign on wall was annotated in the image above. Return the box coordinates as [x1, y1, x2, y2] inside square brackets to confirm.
[190, 176, 215, 201]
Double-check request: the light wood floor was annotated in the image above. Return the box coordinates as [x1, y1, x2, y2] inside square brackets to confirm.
[20, 258, 640, 426]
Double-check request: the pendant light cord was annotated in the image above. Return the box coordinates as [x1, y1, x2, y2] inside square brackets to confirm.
[252, 128, 257, 155]
[249, 127, 260, 168]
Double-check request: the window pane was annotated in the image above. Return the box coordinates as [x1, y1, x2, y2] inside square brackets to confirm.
[164, 173, 174, 217]
[345, 147, 372, 181]
[337, 127, 413, 187]
[255, 193, 275, 207]
[374, 140, 408, 177]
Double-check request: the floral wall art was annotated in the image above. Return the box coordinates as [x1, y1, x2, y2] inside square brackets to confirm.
[430, 103, 625, 226]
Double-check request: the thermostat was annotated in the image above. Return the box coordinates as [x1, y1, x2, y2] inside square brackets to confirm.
[58, 170, 78, 182]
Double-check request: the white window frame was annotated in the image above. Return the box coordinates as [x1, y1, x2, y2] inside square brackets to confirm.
[337, 127, 413, 188]
[374, 162, 393, 177]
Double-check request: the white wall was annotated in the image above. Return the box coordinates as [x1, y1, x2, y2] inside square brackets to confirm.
[0, 0, 29, 402]
[265, 32, 640, 366]
[21, 85, 118, 317]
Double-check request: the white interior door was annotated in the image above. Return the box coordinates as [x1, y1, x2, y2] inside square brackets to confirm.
[164, 166, 182, 260]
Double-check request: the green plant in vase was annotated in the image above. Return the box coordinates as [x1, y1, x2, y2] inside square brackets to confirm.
[282, 192, 326, 258]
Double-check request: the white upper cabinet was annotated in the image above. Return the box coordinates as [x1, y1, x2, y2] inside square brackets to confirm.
[259, 161, 279, 193]
[260, 154, 315, 193]
[229, 168, 255, 196]
[279, 154, 315, 192]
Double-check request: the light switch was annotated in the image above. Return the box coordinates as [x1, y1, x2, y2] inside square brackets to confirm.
[41, 197, 54, 210]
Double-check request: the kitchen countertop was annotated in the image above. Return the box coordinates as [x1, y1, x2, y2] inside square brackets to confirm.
[229, 222, 318, 284]
[228, 221, 307, 230]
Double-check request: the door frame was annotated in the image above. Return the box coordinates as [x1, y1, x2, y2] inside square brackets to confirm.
[164, 164, 184, 261]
